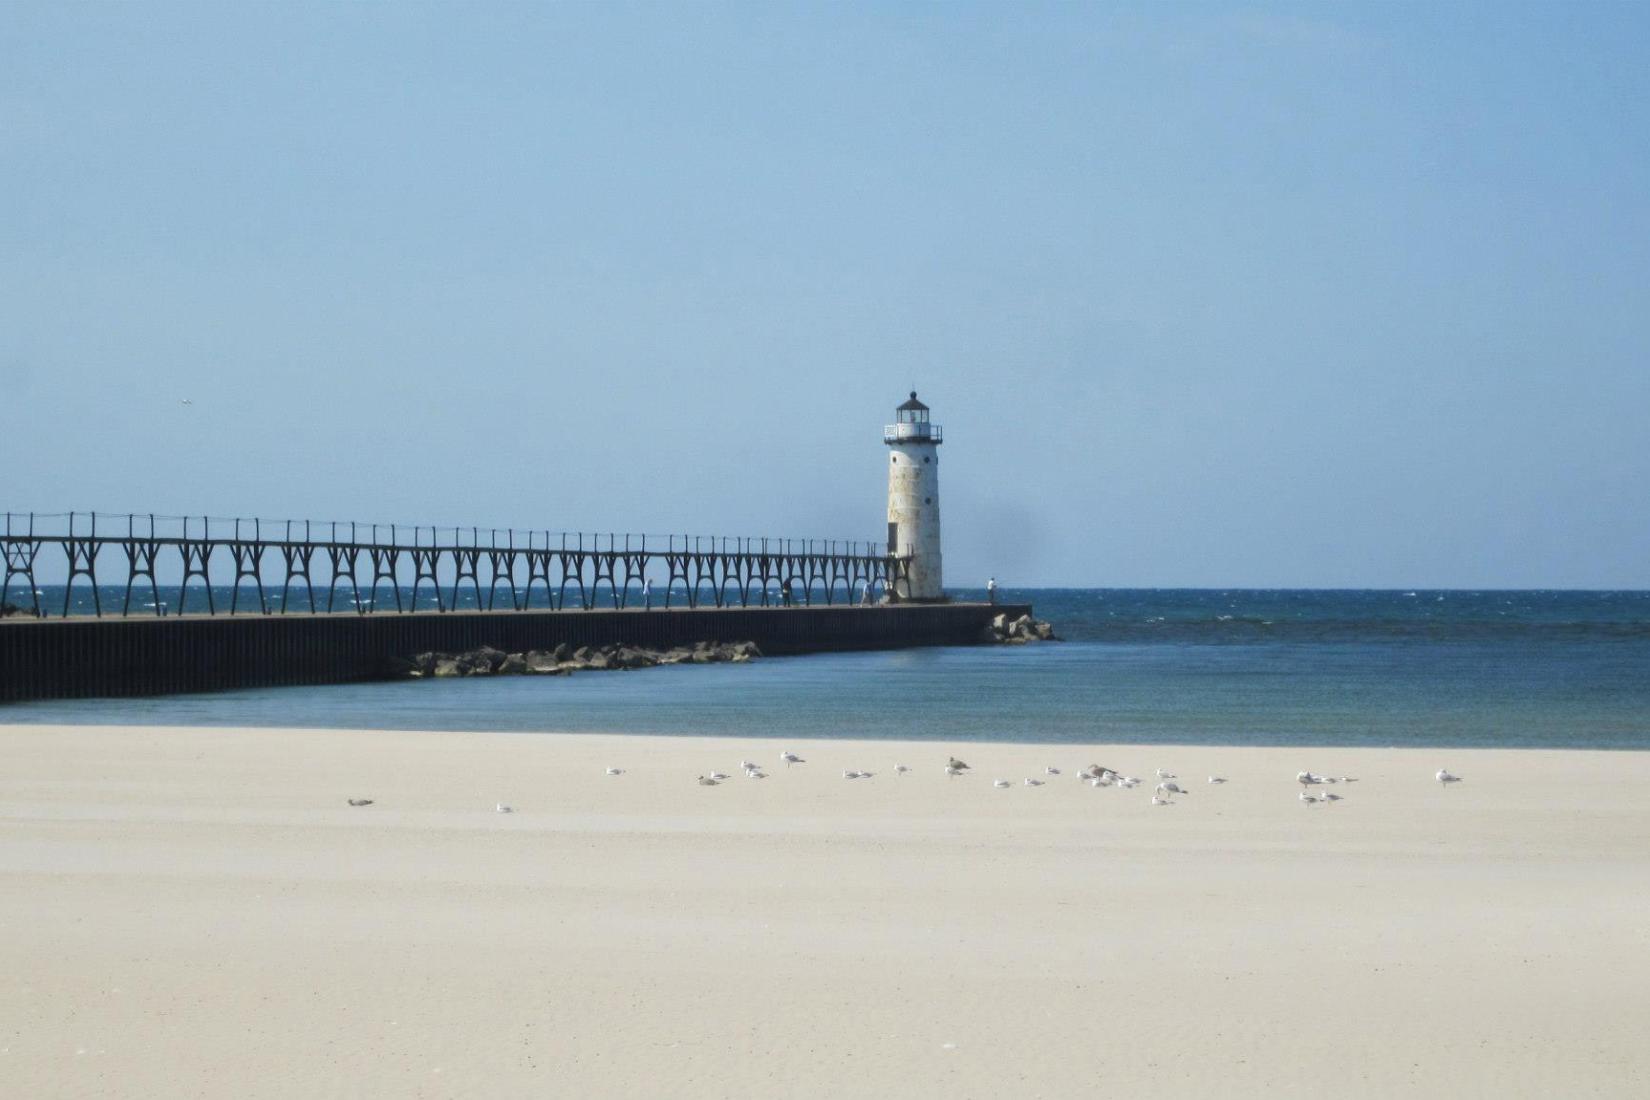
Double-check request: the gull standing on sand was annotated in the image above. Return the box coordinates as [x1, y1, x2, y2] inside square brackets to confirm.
[945, 763, 965, 777]
[895, 764, 910, 775]
[496, 802, 513, 814]
[1157, 781, 1186, 797]
[606, 767, 624, 776]
[1024, 778, 1043, 787]
[1300, 790, 1320, 804]
[1045, 766, 1061, 776]
[993, 778, 1010, 789]
[780, 752, 805, 767]
[949, 757, 971, 772]
[1151, 794, 1172, 806]
[1157, 768, 1177, 779]
[346, 798, 373, 807]
[697, 775, 719, 786]
[1437, 769, 1462, 784]
[1208, 776, 1227, 784]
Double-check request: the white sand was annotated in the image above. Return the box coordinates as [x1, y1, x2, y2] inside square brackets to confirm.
[3, 724, 1648, 1098]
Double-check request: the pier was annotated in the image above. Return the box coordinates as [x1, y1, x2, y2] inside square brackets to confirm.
[0, 511, 1026, 702]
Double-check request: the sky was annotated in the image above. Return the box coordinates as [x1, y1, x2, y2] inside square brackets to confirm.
[2, 1, 1647, 588]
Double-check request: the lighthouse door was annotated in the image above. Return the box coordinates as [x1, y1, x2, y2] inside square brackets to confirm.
[887, 522, 898, 556]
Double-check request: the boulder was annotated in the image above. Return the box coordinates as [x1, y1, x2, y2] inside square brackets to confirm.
[498, 652, 527, 675]
[991, 613, 1010, 634]
[432, 658, 467, 678]
[552, 642, 572, 662]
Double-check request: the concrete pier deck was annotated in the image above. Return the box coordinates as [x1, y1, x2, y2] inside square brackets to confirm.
[0, 602, 1029, 702]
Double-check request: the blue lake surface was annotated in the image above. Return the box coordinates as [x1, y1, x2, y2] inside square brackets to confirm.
[4, 589, 1649, 750]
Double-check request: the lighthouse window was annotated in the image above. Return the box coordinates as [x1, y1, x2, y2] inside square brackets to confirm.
[923, 456, 930, 463]
[891, 456, 897, 464]
[925, 497, 932, 504]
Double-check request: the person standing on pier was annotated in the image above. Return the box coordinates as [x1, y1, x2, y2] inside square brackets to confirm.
[642, 577, 652, 609]
[987, 577, 998, 605]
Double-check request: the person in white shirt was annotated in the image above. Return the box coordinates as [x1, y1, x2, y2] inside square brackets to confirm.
[987, 576, 998, 605]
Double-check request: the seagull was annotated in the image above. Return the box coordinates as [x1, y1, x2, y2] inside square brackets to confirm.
[780, 752, 805, 767]
[1045, 766, 1061, 776]
[993, 778, 1010, 788]
[346, 798, 373, 807]
[1157, 781, 1186, 796]
[1300, 791, 1320, 804]
[1321, 792, 1342, 802]
[1156, 768, 1177, 779]
[605, 767, 624, 775]
[741, 760, 761, 772]
[697, 775, 719, 786]
[1087, 777, 1104, 788]
[180, 398, 193, 406]
[1117, 776, 1140, 789]
[945, 763, 965, 777]
[746, 770, 767, 779]
[843, 769, 861, 779]
[1297, 771, 1325, 787]
[709, 772, 731, 781]
[1151, 794, 1172, 806]
[1436, 769, 1462, 784]
[1208, 776, 1227, 784]
[949, 757, 971, 772]
[894, 764, 910, 775]
[1024, 778, 1044, 787]
[495, 802, 513, 814]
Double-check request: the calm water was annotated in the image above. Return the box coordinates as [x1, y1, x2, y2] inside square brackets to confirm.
[4, 589, 1649, 750]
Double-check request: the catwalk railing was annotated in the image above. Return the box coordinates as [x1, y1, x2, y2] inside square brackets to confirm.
[0, 512, 908, 618]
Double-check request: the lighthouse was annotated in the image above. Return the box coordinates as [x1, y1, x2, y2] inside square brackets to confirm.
[885, 391, 944, 600]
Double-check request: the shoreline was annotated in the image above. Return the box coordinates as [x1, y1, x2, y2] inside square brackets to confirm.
[6, 724, 1649, 1097]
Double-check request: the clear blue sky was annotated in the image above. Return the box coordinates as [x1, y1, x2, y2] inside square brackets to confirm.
[3, 2, 1646, 587]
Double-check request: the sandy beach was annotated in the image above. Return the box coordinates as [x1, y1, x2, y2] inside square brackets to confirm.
[4, 723, 1648, 1098]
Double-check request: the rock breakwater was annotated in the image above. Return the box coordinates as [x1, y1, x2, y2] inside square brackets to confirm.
[399, 640, 762, 679]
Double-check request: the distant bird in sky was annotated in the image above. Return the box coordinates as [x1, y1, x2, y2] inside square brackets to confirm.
[346, 798, 373, 807]
[180, 397, 193, 406]
[1437, 769, 1462, 784]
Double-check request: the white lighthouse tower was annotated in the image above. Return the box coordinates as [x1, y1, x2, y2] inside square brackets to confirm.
[885, 391, 944, 601]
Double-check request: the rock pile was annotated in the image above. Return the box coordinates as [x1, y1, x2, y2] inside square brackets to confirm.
[400, 640, 762, 679]
[981, 612, 1059, 644]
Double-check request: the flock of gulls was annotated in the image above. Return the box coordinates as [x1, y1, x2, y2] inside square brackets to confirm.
[346, 759, 1467, 811]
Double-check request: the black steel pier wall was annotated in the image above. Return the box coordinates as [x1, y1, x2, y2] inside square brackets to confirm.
[0, 603, 1030, 703]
